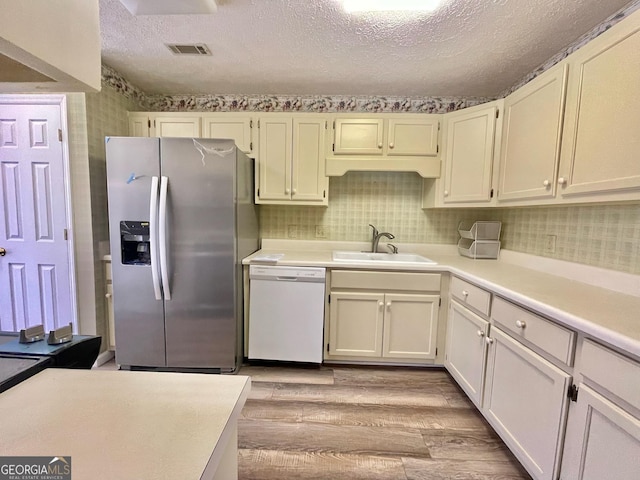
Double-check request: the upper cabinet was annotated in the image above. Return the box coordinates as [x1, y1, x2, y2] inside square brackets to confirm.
[326, 114, 441, 178]
[557, 9, 640, 201]
[202, 113, 253, 154]
[255, 115, 328, 206]
[423, 101, 502, 208]
[496, 63, 568, 203]
[127, 112, 254, 154]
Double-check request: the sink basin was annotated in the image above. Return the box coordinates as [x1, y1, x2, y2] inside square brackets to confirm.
[332, 251, 437, 265]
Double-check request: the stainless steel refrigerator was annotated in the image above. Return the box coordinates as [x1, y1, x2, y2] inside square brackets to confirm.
[106, 137, 258, 372]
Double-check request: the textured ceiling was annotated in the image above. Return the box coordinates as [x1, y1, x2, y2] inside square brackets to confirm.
[99, 0, 634, 97]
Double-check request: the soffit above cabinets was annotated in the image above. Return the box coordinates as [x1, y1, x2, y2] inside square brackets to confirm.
[99, 0, 635, 97]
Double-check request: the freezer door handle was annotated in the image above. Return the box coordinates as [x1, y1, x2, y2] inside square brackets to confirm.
[159, 175, 171, 300]
[149, 176, 162, 300]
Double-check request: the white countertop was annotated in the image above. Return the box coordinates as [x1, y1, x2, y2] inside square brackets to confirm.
[244, 241, 640, 359]
[0, 369, 251, 480]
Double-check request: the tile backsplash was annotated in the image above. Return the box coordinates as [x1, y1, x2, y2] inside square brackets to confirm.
[260, 172, 640, 275]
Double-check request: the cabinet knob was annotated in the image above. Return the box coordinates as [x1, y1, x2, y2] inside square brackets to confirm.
[389, 142, 394, 149]
[477, 330, 485, 337]
[515, 320, 527, 329]
[105, 293, 112, 299]
[443, 190, 449, 197]
[462, 290, 469, 298]
[285, 188, 290, 194]
[378, 301, 384, 307]
[543, 179, 550, 187]
[292, 188, 297, 195]
[558, 177, 567, 186]
[378, 143, 383, 149]
[386, 301, 392, 308]
[485, 337, 494, 345]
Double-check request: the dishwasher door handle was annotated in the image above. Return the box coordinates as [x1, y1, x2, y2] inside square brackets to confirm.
[276, 276, 299, 281]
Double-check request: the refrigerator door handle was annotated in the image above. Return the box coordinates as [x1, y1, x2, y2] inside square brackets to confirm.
[149, 176, 162, 300]
[159, 175, 171, 300]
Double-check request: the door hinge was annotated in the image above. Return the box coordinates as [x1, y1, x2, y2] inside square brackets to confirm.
[323, 190, 326, 198]
[490, 188, 494, 198]
[257, 119, 260, 128]
[257, 188, 260, 197]
[325, 120, 328, 129]
[332, 143, 335, 152]
[153, 120, 156, 127]
[328, 294, 331, 303]
[436, 347, 438, 356]
[57, 129, 62, 142]
[327, 343, 330, 352]
[63, 228, 68, 240]
[438, 298, 442, 307]
[147, 119, 151, 128]
[250, 142, 253, 151]
[332, 120, 335, 129]
[250, 120, 253, 128]
[436, 144, 439, 154]
[496, 109, 500, 119]
[568, 384, 579, 402]
[438, 121, 441, 131]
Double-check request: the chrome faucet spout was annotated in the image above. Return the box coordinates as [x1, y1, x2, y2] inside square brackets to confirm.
[372, 232, 395, 253]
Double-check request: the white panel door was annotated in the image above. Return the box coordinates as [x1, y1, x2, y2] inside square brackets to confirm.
[328, 292, 384, 357]
[0, 103, 73, 332]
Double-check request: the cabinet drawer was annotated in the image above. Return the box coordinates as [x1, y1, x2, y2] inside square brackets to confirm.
[450, 276, 491, 316]
[492, 297, 575, 366]
[581, 339, 640, 411]
[331, 270, 441, 292]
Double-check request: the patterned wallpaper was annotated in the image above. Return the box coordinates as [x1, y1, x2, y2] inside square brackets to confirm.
[84, 83, 142, 350]
[260, 173, 640, 275]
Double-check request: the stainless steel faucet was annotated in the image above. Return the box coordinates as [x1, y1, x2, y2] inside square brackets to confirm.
[386, 243, 398, 254]
[369, 224, 396, 253]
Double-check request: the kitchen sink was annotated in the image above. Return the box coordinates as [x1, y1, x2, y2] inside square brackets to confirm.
[332, 251, 437, 265]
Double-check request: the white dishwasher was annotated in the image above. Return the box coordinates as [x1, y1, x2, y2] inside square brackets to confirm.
[248, 265, 326, 363]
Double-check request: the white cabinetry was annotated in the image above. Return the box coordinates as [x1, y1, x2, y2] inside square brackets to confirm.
[127, 112, 202, 137]
[497, 62, 568, 203]
[423, 102, 502, 207]
[484, 297, 574, 480]
[327, 270, 441, 363]
[326, 114, 441, 177]
[444, 276, 492, 408]
[256, 115, 328, 205]
[561, 339, 640, 480]
[202, 113, 253, 154]
[558, 9, 640, 201]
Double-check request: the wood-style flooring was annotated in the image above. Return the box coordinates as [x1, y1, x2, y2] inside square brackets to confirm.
[237, 364, 531, 480]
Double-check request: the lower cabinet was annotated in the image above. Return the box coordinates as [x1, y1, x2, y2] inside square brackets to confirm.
[444, 299, 490, 408]
[483, 326, 571, 480]
[326, 270, 441, 363]
[560, 339, 640, 480]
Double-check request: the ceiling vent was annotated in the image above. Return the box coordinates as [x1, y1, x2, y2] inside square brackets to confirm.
[166, 44, 212, 56]
[120, 0, 217, 15]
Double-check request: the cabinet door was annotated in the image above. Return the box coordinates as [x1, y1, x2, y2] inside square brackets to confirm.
[387, 118, 438, 156]
[257, 117, 292, 201]
[202, 115, 253, 153]
[558, 15, 640, 198]
[560, 384, 640, 480]
[443, 105, 497, 204]
[291, 117, 327, 203]
[484, 327, 571, 480]
[152, 115, 201, 137]
[444, 299, 489, 407]
[333, 118, 384, 155]
[382, 293, 439, 360]
[498, 63, 568, 202]
[328, 292, 384, 357]
[128, 113, 150, 137]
